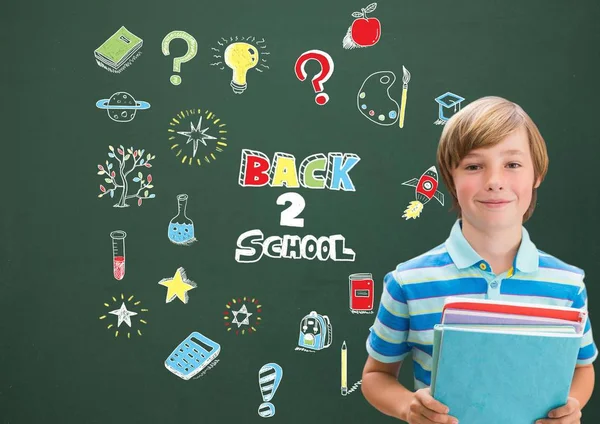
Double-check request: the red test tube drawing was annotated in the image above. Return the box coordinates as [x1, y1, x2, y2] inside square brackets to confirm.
[110, 230, 127, 280]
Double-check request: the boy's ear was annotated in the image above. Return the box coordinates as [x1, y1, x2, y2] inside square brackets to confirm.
[533, 176, 542, 189]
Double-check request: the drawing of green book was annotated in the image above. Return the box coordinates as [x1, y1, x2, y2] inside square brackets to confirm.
[95, 26, 143, 73]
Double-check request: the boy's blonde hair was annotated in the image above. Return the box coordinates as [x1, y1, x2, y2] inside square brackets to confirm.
[436, 96, 549, 223]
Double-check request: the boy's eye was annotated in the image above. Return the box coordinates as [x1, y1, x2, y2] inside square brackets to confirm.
[465, 164, 481, 171]
[507, 162, 521, 169]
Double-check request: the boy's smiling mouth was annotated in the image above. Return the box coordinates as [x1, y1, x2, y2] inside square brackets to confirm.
[478, 199, 512, 207]
[480, 199, 511, 203]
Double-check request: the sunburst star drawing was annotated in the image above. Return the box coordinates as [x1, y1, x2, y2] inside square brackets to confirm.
[223, 296, 262, 335]
[99, 293, 148, 338]
[177, 116, 217, 157]
[232, 304, 253, 327]
[167, 108, 229, 167]
[109, 302, 137, 327]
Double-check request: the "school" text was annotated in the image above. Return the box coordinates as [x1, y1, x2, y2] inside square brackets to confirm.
[235, 229, 356, 263]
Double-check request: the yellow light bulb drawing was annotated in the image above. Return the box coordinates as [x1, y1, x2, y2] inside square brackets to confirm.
[224, 42, 259, 94]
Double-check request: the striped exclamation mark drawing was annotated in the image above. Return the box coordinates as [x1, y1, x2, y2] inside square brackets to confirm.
[257, 363, 283, 418]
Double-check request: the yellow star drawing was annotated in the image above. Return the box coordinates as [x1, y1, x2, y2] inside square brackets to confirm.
[158, 267, 197, 304]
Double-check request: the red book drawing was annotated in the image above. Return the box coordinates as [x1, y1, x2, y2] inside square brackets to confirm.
[349, 273, 374, 312]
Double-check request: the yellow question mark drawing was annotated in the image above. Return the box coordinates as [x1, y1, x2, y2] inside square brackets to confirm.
[161, 31, 198, 85]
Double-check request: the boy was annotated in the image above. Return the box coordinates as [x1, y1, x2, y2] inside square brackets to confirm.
[362, 96, 597, 424]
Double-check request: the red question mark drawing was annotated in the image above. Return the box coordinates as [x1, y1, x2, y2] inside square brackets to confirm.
[294, 50, 335, 105]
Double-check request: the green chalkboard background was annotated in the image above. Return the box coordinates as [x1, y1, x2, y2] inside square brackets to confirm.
[1, 0, 600, 422]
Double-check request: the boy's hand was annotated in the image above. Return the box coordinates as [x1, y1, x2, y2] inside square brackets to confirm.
[406, 388, 458, 424]
[535, 397, 581, 424]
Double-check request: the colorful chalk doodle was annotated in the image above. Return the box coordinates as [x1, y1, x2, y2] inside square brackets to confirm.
[399, 66, 411, 128]
[165, 332, 221, 380]
[294, 50, 335, 105]
[277, 192, 306, 228]
[341, 341, 348, 395]
[223, 296, 262, 335]
[342, 3, 381, 49]
[96, 92, 150, 123]
[98, 293, 148, 338]
[401, 166, 445, 219]
[238, 149, 360, 191]
[167, 108, 228, 166]
[161, 31, 198, 86]
[97, 146, 156, 208]
[235, 230, 356, 263]
[357, 71, 399, 126]
[349, 273, 374, 314]
[296, 311, 333, 353]
[258, 363, 283, 418]
[340, 341, 362, 396]
[158, 267, 197, 304]
[210, 36, 270, 94]
[236, 149, 358, 263]
[168, 194, 196, 246]
[434, 92, 466, 125]
[110, 230, 127, 280]
[94, 26, 143, 73]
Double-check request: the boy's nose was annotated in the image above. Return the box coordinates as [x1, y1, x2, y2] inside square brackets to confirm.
[485, 170, 504, 190]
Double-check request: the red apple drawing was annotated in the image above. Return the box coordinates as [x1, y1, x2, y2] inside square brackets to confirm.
[343, 3, 381, 49]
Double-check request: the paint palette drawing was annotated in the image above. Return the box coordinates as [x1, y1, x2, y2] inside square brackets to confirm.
[357, 71, 399, 126]
[165, 332, 221, 380]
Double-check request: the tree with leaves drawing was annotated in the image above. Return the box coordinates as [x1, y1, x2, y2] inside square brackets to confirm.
[97, 145, 156, 208]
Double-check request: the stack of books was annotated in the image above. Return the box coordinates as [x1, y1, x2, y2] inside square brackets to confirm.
[431, 297, 586, 424]
[94, 26, 143, 73]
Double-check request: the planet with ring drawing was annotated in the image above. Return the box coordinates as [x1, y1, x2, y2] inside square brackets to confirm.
[96, 91, 151, 122]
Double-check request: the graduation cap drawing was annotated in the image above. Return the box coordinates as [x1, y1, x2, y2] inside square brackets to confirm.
[434, 92, 465, 125]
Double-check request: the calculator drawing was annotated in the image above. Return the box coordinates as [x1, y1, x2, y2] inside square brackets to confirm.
[165, 332, 221, 380]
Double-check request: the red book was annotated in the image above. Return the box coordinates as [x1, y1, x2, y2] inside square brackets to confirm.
[442, 297, 587, 325]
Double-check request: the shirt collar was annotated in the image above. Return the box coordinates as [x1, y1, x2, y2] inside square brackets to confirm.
[445, 219, 539, 273]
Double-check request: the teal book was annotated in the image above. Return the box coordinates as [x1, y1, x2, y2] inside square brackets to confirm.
[430, 326, 443, 395]
[431, 326, 581, 424]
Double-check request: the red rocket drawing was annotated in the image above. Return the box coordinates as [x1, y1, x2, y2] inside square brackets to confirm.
[401, 166, 444, 219]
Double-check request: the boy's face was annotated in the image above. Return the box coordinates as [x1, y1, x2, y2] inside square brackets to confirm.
[452, 127, 541, 231]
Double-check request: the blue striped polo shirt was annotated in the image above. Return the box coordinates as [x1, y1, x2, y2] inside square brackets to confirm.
[366, 219, 598, 390]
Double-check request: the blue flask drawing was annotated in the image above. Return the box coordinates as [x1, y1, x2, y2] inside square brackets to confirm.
[168, 194, 196, 245]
